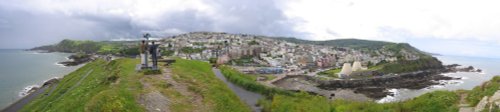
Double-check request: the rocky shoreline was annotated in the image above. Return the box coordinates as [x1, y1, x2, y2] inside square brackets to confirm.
[58, 54, 94, 66]
[273, 64, 482, 100]
[2, 78, 60, 112]
[20, 78, 60, 97]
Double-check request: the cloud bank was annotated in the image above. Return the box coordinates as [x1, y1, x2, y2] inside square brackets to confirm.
[0, 0, 499, 58]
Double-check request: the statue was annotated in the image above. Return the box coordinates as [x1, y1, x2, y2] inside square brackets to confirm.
[140, 40, 147, 67]
[149, 41, 160, 70]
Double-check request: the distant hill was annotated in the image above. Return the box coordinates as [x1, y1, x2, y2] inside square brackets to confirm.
[274, 37, 427, 56]
[31, 33, 430, 57]
[30, 39, 140, 56]
[275, 38, 390, 49]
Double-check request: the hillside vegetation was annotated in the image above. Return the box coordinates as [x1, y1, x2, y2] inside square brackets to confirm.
[220, 66, 461, 112]
[275, 38, 426, 55]
[275, 38, 390, 50]
[467, 76, 500, 106]
[378, 56, 444, 74]
[31, 39, 140, 56]
[21, 58, 250, 112]
[21, 59, 144, 112]
[167, 59, 250, 111]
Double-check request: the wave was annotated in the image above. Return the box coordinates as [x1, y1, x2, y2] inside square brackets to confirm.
[376, 89, 399, 103]
[461, 76, 469, 80]
[440, 72, 456, 76]
[18, 77, 60, 98]
[479, 71, 486, 75]
[18, 85, 40, 97]
[54, 62, 67, 67]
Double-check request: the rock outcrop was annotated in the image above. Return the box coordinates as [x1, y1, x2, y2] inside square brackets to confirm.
[275, 63, 480, 99]
[58, 54, 94, 66]
[474, 90, 500, 112]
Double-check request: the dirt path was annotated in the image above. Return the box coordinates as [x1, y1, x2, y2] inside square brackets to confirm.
[458, 92, 474, 112]
[139, 75, 170, 112]
[160, 68, 205, 111]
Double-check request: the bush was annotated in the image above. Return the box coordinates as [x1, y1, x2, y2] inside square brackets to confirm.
[378, 56, 443, 73]
[219, 66, 293, 97]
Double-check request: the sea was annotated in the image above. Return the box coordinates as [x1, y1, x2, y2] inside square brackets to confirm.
[378, 55, 500, 103]
[0, 49, 83, 109]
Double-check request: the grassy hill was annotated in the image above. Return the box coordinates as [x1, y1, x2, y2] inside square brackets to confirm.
[20, 58, 250, 112]
[21, 59, 144, 112]
[275, 38, 426, 55]
[31, 39, 140, 56]
[275, 38, 389, 49]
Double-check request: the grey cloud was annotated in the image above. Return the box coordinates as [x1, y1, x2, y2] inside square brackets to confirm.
[0, 0, 305, 48]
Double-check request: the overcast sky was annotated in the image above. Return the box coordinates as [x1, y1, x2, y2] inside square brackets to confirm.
[0, 0, 499, 58]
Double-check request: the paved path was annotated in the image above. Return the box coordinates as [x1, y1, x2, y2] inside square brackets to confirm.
[213, 68, 263, 112]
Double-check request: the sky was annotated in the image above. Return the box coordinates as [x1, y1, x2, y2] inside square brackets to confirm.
[0, 0, 499, 58]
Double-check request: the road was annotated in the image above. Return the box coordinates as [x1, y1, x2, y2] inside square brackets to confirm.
[212, 68, 263, 112]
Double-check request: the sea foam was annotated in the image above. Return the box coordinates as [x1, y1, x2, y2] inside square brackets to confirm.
[376, 89, 399, 103]
[18, 85, 40, 97]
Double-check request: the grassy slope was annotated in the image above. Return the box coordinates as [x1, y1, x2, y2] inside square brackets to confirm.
[467, 76, 500, 106]
[167, 59, 250, 112]
[22, 58, 250, 112]
[21, 59, 144, 112]
[220, 66, 461, 112]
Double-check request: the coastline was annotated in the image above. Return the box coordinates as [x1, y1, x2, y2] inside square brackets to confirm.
[0, 50, 83, 110]
[1, 71, 78, 111]
[1, 81, 56, 112]
[272, 63, 482, 101]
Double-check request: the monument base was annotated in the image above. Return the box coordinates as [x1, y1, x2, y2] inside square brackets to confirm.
[136, 64, 160, 71]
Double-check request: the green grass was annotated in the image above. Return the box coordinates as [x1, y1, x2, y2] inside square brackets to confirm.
[170, 59, 250, 112]
[377, 56, 443, 74]
[21, 59, 144, 112]
[21, 58, 252, 112]
[467, 76, 500, 106]
[219, 66, 293, 97]
[268, 92, 330, 112]
[317, 68, 341, 78]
